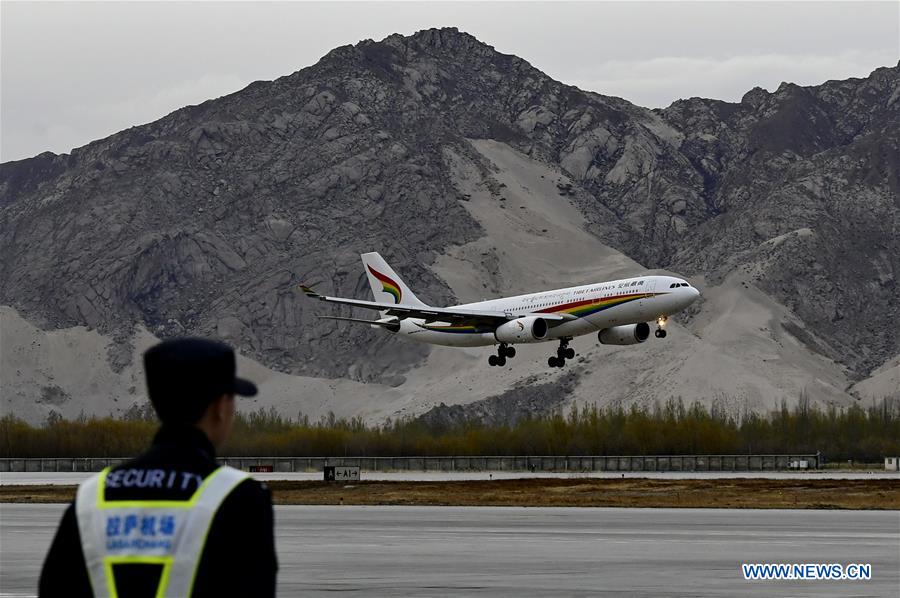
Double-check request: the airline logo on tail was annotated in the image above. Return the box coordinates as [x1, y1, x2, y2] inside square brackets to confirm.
[368, 266, 402, 304]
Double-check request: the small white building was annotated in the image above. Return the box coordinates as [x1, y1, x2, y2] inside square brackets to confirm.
[885, 457, 899, 471]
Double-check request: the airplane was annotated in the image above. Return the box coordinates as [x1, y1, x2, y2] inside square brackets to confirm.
[300, 252, 700, 368]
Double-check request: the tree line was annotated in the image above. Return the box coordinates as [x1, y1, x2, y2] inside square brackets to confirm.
[1, 397, 897, 461]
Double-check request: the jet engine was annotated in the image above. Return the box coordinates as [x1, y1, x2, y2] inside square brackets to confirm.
[372, 317, 401, 333]
[598, 322, 650, 345]
[494, 316, 549, 343]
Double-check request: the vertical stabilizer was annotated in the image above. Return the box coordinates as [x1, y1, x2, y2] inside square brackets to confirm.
[361, 252, 429, 311]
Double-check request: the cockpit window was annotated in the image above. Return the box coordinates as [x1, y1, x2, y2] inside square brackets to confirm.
[669, 283, 676, 288]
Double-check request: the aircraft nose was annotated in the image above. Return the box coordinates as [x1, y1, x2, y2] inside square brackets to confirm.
[688, 287, 700, 302]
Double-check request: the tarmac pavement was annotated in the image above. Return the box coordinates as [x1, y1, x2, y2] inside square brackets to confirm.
[1, 504, 897, 596]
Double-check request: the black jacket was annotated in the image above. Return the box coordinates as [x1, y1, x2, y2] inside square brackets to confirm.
[39, 425, 277, 597]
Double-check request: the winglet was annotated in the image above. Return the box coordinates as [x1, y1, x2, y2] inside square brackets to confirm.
[298, 284, 321, 299]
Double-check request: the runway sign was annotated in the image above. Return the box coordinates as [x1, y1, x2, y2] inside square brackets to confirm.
[324, 466, 360, 482]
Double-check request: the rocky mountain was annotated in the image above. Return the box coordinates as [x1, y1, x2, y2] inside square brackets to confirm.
[661, 75, 900, 375]
[418, 372, 580, 430]
[2, 28, 898, 424]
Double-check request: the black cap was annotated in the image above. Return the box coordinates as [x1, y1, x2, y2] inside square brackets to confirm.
[143, 337, 257, 424]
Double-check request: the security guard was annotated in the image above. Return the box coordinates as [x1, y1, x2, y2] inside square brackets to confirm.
[39, 338, 278, 597]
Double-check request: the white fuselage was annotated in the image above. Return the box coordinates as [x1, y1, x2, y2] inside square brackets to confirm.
[392, 275, 699, 347]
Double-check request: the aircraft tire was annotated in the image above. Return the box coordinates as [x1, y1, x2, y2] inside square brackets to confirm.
[497, 356, 507, 367]
[488, 355, 498, 366]
[565, 347, 575, 359]
[548, 357, 558, 368]
[506, 346, 516, 358]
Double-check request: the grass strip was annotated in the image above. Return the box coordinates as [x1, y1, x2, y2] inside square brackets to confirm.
[2, 478, 897, 509]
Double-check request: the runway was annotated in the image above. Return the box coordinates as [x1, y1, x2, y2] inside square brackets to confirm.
[2, 470, 896, 485]
[1, 504, 897, 596]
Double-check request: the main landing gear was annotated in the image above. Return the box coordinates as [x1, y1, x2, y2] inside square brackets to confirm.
[488, 343, 516, 367]
[654, 316, 668, 338]
[548, 338, 575, 368]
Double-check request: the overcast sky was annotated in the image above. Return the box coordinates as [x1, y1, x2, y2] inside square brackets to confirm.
[2, 1, 898, 162]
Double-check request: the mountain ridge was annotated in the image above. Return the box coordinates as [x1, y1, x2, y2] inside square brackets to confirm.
[2, 27, 897, 423]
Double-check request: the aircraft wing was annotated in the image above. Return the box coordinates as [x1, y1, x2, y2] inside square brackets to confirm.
[299, 285, 569, 325]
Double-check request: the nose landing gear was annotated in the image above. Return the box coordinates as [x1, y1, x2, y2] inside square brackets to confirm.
[548, 338, 574, 368]
[488, 343, 516, 367]
[654, 316, 668, 338]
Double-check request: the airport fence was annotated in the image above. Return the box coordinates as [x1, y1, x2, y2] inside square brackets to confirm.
[0, 453, 820, 473]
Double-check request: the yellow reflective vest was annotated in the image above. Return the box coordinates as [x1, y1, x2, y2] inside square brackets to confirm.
[75, 465, 249, 597]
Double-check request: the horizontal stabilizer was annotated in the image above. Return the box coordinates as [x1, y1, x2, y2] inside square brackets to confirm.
[299, 284, 321, 298]
[318, 315, 400, 329]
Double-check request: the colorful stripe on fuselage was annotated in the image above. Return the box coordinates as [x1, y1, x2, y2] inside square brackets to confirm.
[413, 292, 660, 335]
[368, 266, 402, 304]
[535, 292, 656, 318]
